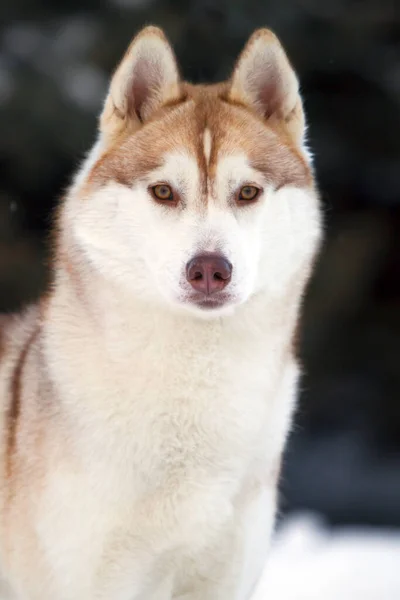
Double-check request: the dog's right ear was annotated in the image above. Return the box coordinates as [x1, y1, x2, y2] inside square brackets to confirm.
[228, 29, 305, 146]
[100, 26, 181, 137]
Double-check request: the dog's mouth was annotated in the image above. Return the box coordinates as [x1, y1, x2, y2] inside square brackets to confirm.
[185, 292, 233, 311]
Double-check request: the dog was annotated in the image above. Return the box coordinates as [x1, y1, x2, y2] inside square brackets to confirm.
[0, 25, 322, 599]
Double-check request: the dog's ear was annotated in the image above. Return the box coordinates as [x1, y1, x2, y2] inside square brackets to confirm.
[100, 26, 181, 136]
[228, 29, 305, 145]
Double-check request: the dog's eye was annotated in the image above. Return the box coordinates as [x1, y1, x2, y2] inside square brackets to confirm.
[238, 185, 260, 202]
[151, 184, 174, 202]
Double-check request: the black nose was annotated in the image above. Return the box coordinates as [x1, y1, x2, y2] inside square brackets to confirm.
[186, 254, 232, 295]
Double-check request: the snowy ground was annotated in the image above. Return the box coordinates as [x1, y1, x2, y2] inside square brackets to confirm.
[252, 513, 400, 600]
[1, 512, 399, 598]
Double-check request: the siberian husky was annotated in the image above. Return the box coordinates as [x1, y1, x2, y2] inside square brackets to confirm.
[0, 26, 322, 600]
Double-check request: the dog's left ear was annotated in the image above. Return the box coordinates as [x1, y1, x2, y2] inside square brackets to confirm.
[101, 26, 181, 136]
[228, 29, 305, 145]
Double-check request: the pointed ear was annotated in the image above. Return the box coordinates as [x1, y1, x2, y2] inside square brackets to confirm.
[228, 29, 305, 144]
[100, 26, 181, 136]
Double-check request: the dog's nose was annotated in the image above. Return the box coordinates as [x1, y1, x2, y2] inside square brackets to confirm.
[186, 254, 232, 295]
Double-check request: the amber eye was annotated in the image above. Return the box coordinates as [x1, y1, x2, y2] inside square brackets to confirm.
[238, 185, 260, 202]
[151, 184, 174, 202]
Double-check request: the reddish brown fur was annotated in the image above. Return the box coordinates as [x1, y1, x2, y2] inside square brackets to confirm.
[6, 326, 39, 479]
[88, 83, 311, 197]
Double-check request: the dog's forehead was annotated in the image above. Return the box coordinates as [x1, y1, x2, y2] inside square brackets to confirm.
[127, 98, 259, 177]
[90, 91, 311, 190]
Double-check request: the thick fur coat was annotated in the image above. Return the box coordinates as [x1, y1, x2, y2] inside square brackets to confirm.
[0, 26, 322, 600]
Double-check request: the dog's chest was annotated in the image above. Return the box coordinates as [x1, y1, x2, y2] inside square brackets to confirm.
[76, 321, 284, 486]
[37, 311, 297, 599]
[48, 304, 295, 507]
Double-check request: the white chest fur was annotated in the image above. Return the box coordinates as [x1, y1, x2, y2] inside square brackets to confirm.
[37, 285, 299, 599]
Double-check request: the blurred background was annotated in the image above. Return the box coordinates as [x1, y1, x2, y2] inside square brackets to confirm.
[1, 0, 400, 580]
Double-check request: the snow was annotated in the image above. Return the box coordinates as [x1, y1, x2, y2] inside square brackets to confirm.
[251, 513, 400, 600]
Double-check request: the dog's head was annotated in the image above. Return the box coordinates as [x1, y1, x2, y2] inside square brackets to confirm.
[69, 26, 321, 317]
